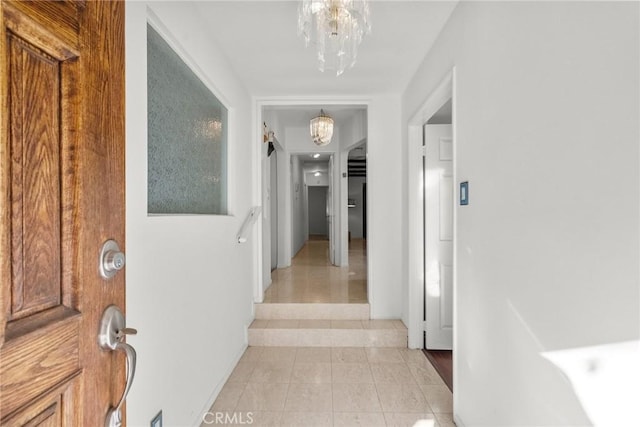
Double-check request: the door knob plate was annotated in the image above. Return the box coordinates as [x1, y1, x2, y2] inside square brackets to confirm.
[99, 305, 125, 350]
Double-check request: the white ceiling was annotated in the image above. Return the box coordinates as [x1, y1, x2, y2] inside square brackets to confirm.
[266, 104, 367, 129]
[196, 1, 459, 97]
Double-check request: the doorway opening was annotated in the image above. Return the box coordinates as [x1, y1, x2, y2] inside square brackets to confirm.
[407, 69, 456, 395]
[308, 186, 328, 241]
[422, 98, 453, 391]
[259, 104, 368, 304]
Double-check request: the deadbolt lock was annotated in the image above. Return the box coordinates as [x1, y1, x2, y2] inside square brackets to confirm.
[100, 240, 125, 279]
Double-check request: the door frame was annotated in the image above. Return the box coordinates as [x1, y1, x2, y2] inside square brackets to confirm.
[407, 69, 457, 352]
[253, 97, 370, 303]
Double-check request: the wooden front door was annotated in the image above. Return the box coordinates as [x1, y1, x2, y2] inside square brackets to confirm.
[0, 0, 126, 425]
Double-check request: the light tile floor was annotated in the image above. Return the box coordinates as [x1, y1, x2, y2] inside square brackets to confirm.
[201, 347, 455, 427]
[264, 240, 367, 304]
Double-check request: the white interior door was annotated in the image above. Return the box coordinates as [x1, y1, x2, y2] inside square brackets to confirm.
[424, 124, 454, 349]
[327, 156, 335, 265]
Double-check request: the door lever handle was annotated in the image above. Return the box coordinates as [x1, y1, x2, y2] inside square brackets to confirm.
[98, 306, 137, 427]
[116, 327, 138, 340]
[106, 341, 136, 427]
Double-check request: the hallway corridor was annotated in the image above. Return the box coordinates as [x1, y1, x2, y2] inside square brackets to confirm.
[264, 239, 367, 304]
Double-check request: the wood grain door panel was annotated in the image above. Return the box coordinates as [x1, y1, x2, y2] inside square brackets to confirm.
[9, 32, 64, 320]
[0, 0, 125, 425]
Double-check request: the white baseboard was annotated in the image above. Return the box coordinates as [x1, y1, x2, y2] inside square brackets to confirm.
[191, 344, 248, 427]
[454, 413, 466, 427]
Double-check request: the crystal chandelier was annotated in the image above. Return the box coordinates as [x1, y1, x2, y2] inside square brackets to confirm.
[298, 0, 371, 76]
[310, 109, 334, 146]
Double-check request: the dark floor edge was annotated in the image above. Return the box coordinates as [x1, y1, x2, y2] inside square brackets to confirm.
[422, 349, 453, 392]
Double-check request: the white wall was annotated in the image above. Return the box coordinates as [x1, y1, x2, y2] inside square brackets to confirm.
[276, 148, 291, 268]
[403, 2, 639, 425]
[291, 155, 306, 256]
[367, 95, 403, 318]
[305, 171, 330, 187]
[126, 2, 254, 426]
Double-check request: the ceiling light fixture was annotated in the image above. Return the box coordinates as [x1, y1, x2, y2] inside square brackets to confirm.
[313, 153, 321, 158]
[310, 109, 334, 146]
[298, 0, 371, 76]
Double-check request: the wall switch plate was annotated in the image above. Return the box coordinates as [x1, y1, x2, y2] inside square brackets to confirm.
[460, 181, 469, 205]
[151, 410, 162, 427]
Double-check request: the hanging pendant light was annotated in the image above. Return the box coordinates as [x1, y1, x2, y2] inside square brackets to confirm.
[298, 0, 371, 76]
[310, 109, 334, 146]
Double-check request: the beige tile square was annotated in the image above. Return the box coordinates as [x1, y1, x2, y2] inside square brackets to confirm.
[370, 363, 416, 384]
[298, 319, 331, 329]
[330, 303, 370, 320]
[291, 362, 332, 383]
[398, 349, 430, 365]
[266, 319, 300, 329]
[260, 347, 297, 363]
[408, 362, 444, 385]
[249, 361, 293, 383]
[296, 347, 331, 363]
[366, 348, 404, 363]
[333, 412, 386, 426]
[268, 304, 289, 319]
[263, 330, 299, 346]
[366, 330, 407, 347]
[239, 347, 264, 363]
[211, 382, 247, 411]
[236, 383, 288, 411]
[298, 329, 333, 347]
[332, 383, 382, 412]
[435, 412, 457, 427]
[331, 362, 374, 384]
[244, 411, 282, 426]
[376, 383, 430, 413]
[248, 329, 265, 346]
[284, 383, 333, 412]
[250, 319, 269, 329]
[331, 329, 366, 347]
[384, 412, 437, 427]
[332, 347, 368, 363]
[392, 320, 408, 330]
[362, 320, 398, 329]
[253, 303, 271, 319]
[227, 361, 257, 383]
[280, 411, 333, 426]
[419, 384, 453, 414]
[331, 320, 363, 329]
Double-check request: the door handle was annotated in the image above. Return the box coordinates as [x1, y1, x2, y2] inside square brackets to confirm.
[99, 305, 137, 427]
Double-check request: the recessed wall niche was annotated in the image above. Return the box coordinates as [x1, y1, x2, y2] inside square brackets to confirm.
[147, 24, 227, 215]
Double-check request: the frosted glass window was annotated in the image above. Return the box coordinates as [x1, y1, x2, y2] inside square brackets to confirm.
[147, 25, 227, 214]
